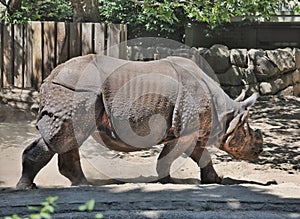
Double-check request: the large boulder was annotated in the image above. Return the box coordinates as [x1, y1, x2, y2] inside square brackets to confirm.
[248, 49, 281, 81]
[217, 66, 257, 86]
[202, 44, 231, 74]
[230, 49, 248, 68]
[266, 48, 296, 73]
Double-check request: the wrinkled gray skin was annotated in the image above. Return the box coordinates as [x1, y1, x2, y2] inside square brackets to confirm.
[17, 55, 263, 189]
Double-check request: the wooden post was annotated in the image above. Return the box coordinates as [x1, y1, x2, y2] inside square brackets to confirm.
[107, 24, 127, 59]
[82, 23, 93, 55]
[94, 23, 105, 55]
[56, 22, 69, 65]
[43, 21, 56, 79]
[69, 22, 81, 58]
[14, 24, 24, 88]
[25, 22, 43, 89]
[3, 24, 13, 88]
[0, 23, 3, 88]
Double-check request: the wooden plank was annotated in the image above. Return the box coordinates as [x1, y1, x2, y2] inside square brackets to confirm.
[24, 22, 31, 88]
[3, 23, 13, 88]
[56, 22, 69, 65]
[119, 24, 127, 60]
[43, 21, 56, 79]
[69, 22, 81, 58]
[107, 23, 127, 59]
[13, 24, 24, 88]
[25, 22, 43, 89]
[0, 23, 3, 88]
[94, 23, 105, 55]
[81, 23, 93, 55]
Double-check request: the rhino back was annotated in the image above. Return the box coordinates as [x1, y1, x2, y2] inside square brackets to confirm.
[45, 54, 128, 94]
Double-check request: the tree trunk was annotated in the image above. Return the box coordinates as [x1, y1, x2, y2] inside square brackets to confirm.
[69, 0, 100, 22]
[7, 0, 22, 15]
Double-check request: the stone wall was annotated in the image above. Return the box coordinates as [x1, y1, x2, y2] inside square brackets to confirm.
[128, 44, 300, 98]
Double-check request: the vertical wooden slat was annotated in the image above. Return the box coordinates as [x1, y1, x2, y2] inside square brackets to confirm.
[107, 24, 127, 59]
[119, 24, 127, 60]
[81, 23, 93, 55]
[56, 22, 69, 65]
[13, 24, 24, 88]
[69, 22, 81, 58]
[94, 23, 105, 55]
[43, 21, 56, 79]
[24, 22, 31, 88]
[26, 22, 43, 89]
[0, 23, 3, 88]
[3, 24, 13, 88]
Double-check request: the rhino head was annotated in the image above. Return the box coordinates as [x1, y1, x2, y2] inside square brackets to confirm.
[219, 93, 263, 161]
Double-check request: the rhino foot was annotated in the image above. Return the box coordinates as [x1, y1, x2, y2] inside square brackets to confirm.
[16, 180, 38, 190]
[158, 175, 174, 184]
[71, 179, 91, 187]
[200, 161, 223, 184]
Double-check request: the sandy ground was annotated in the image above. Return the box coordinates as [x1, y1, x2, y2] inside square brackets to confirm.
[0, 95, 299, 188]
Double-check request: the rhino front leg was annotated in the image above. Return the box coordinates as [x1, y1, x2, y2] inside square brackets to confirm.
[189, 145, 222, 184]
[58, 148, 89, 186]
[17, 137, 55, 189]
[157, 135, 197, 184]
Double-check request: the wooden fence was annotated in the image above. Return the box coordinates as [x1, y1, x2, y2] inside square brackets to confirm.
[0, 22, 127, 90]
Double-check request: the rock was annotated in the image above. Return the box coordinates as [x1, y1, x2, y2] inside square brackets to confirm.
[266, 48, 295, 73]
[259, 82, 273, 95]
[259, 71, 295, 95]
[292, 69, 300, 83]
[0, 88, 39, 111]
[248, 49, 281, 81]
[294, 83, 300, 96]
[0, 104, 35, 122]
[295, 48, 300, 69]
[230, 49, 248, 68]
[217, 66, 256, 86]
[278, 86, 294, 96]
[202, 44, 230, 74]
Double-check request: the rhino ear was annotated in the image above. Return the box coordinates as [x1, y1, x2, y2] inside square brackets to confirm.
[241, 93, 259, 109]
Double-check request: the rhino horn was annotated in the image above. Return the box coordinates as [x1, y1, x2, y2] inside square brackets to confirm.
[241, 92, 259, 109]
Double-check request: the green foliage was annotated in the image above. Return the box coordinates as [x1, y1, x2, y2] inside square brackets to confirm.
[4, 196, 58, 219]
[5, 197, 102, 219]
[1, 0, 72, 23]
[78, 199, 103, 218]
[97, 0, 298, 40]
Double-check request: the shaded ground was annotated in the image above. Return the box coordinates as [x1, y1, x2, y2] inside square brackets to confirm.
[0, 95, 299, 218]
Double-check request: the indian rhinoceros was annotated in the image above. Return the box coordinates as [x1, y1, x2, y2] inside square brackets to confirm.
[16, 54, 263, 189]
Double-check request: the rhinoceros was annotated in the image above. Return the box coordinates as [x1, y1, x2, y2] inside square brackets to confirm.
[16, 54, 263, 189]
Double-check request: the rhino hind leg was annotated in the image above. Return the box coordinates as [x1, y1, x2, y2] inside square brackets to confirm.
[189, 145, 222, 184]
[58, 148, 89, 186]
[16, 137, 55, 189]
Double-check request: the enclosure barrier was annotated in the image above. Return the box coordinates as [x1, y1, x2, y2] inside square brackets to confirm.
[0, 22, 127, 90]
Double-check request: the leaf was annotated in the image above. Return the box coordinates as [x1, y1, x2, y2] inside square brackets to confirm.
[86, 199, 95, 211]
[78, 205, 87, 211]
[39, 212, 51, 219]
[29, 214, 41, 219]
[28, 206, 40, 212]
[78, 199, 95, 212]
[95, 213, 103, 219]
